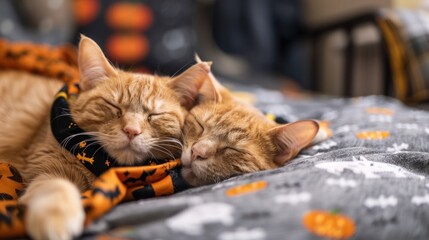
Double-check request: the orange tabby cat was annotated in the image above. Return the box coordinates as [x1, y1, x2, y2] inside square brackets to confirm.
[180, 65, 319, 187]
[0, 36, 210, 240]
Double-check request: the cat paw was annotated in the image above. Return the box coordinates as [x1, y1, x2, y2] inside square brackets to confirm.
[22, 178, 84, 240]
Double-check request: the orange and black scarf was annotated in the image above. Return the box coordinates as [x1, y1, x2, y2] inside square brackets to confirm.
[51, 83, 118, 176]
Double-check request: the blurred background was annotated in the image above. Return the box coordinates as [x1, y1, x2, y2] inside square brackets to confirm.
[1, 0, 429, 104]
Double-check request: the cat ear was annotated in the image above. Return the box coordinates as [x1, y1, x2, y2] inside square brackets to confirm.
[198, 72, 223, 104]
[168, 62, 211, 109]
[269, 120, 319, 165]
[78, 35, 117, 91]
[194, 54, 223, 104]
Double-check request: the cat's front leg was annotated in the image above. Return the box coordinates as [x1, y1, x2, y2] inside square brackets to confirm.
[19, 175, 84, 240]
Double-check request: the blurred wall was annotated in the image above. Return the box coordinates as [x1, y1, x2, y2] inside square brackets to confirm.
[394, 0, 424, 8]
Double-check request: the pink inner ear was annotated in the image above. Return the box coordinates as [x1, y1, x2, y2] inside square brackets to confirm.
[78, 35, 117, 91]
[270, 120, 319, 166]
[198, 72, 223, 104]
[194, 54, 224, 104]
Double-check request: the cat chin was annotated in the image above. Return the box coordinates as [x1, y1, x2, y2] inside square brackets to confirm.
[181, 161, 217, 187]
[180, 167, 203, 187]
[105, 147, 147, 165]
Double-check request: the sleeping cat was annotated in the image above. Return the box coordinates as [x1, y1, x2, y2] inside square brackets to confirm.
[180, 62, 319, 187]
[0, 36, 210, 240]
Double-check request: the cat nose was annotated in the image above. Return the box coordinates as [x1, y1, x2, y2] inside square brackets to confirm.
[191, 148, 207, 161]
[191, 141, 211, 161]
[123, 126, 141, 140]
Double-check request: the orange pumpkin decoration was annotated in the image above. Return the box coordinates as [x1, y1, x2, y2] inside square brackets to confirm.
[226, 181, 267, 197]
[73, 0, 100, 25]
[106, 3, 153, 30]
[356, 131, 390, 140]
[366, 107, 394, 116]
[106, 34, 149, 63]
[303, 210, 355, 239]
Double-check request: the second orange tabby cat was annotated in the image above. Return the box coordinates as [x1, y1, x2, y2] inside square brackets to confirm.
[180, 58, 320, 186]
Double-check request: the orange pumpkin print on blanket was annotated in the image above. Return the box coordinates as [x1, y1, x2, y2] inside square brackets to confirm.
[226, 181, 268, 197]
[303, 210, 355, 239]
[366, 107, 394, 116]
[356, 131, 390, 140]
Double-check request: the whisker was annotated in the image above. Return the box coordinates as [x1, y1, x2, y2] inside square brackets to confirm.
[53, 113, 73, 121]
[154, 143, 183, 151]
[147, 150, 157, 162]
[146, 138, 184, 153]
[82, 140, 103, 153]
[151, 145, 176, 160]
[148, 139, 183, 147]
[146, 137, 184, 147]
[59, 132, 104, 156]
[92, 144, 107, 158]
[70, 141, 83, 154]
[60, 132, 97, 147]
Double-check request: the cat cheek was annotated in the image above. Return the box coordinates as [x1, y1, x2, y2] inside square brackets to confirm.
[100, 126, 126, 146]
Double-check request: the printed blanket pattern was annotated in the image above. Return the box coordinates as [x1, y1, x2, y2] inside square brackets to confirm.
[81, 90, 429, 240]
[0, 160, 187, 238]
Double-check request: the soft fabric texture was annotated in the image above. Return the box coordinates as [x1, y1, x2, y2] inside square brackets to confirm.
[51, 83, 119, 176]
[0, 160, 188, 238]
[78, 89, 429, 240]
[0, 39, 79, 85]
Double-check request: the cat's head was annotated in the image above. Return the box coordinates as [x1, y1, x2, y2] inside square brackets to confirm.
[181, 73, 319, 186]
[70, 35, 210, 165]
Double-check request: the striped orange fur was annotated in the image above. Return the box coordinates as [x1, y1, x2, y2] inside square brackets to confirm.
[0, 36, 209, 240]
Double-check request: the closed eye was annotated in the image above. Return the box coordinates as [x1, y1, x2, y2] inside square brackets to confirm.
[149, 112, 166, 116]
[190, 114, 205, 131]
[101, 98, 122, 117]
[147, 112, 165, 122]
[148, 112, 166, 121]
[224, 147, 245, 154]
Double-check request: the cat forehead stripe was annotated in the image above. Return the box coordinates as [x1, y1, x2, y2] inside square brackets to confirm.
[154, 99, 167, 112]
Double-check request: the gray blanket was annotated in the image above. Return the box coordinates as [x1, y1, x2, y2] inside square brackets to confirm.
[83, 89, 429, 240]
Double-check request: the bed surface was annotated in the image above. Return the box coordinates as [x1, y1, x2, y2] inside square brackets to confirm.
[82, 86, 429, 240]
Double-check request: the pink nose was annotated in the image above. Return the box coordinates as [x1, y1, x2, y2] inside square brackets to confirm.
[123, 126, 141, 140]
[191, 141, 211, 161]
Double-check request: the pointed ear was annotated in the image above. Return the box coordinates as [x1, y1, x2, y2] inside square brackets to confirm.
[269, 120, 319, 165]
[78, 35, 117, 91]
[198, 72, 223, 104]
[168, 62, 211, 109]
[194, 53, 223, 103]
